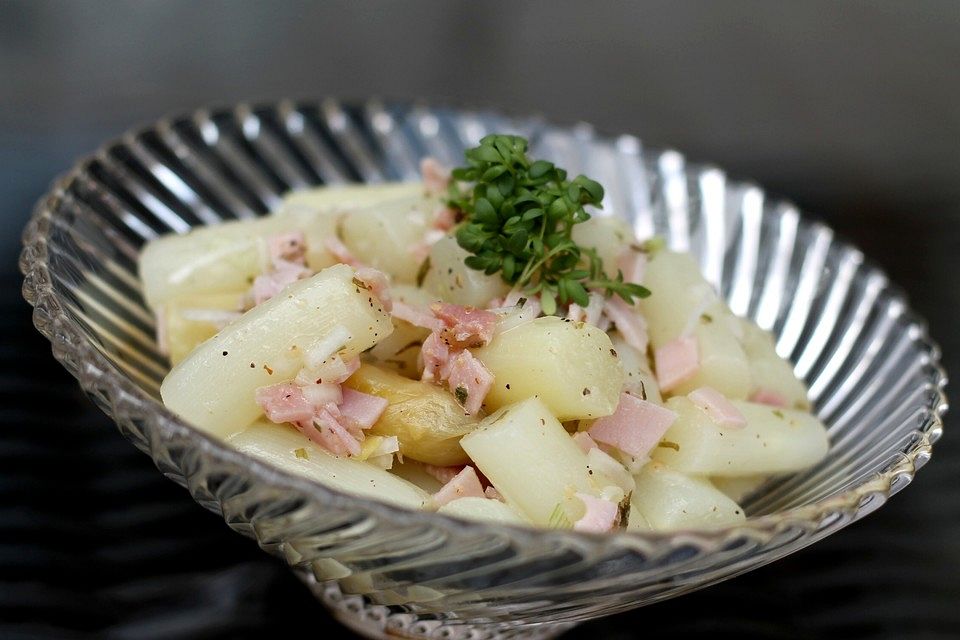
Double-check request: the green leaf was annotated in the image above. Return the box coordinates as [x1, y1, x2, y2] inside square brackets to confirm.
[576, 176, 604, 203]
[529, 160, 553, 179]
[540, 291, 557, 316]
[474, 198, 497, 224]
[548, 197, 568, 219]
[502, 254, 516, 281]
[566, 279, 589, 307]
[464, 255, 487, 271]
[521, 208, 544, 222]
[496, 173, 515, 196]
[486, 184, 504, 210]
[507, 229, 528, 255]
[481, 165, 508, 182]
[472, 145, 503, 163]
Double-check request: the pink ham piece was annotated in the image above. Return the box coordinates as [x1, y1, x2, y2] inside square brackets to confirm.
[572, 431, 600, 454]
[603, 295, 649, 354]
[688, 386, 747, 429]
[420, 331, 451, 382]
[409, 229, 446, 264]
[354, 266, 392, 312]
[750, 388, 789, 408]
[338, 387, 389, 429]
[616, 248, 646, 285]
[655, 335, 699, 392]
[256, 383, 315, 425]
[324, 236, 362, 267]
[268, 231, 307, 264]
[311, 406, 362, 456]
[424, 464, 465, 485]
[421, 157, 451, 196]
[433, 206, 457, 231]
[588, 392, 678, 460]
[567, 292, 605, 327]
[431, 465, 485, 508]
[444, 350, 494, 415]
[573, 493, 619, 533]
[431, 303, 498, 349]
[250, 259, 310, 306]
[392, 301, 445, 332]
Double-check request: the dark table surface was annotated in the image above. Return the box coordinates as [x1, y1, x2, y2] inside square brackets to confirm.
[2, 2, 959, 638]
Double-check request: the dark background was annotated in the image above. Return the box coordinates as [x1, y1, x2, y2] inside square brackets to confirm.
[2, 2, 959, 638]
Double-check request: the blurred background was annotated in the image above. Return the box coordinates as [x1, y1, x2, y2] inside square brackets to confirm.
[2, 1, 959, 638]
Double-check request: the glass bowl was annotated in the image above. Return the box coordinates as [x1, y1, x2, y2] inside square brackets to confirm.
[20, 101, 946, 639]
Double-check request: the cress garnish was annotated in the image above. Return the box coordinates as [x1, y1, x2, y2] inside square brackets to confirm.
[448, 134, 650, 315]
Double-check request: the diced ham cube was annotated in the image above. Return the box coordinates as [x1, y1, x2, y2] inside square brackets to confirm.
[655, 335, 699, 392]
[392, 301, 445, 332]
[420, 331, 451, 382]
[688, 386, 747, 428]
[250, 259, 310, 306]
[433, 206, 457, 231]
[338, 388, 389, 429]
[311, 406, 361, 456]
[444, 350, 494, 415]
[324, 236, 362, 267]
[424, 464, 465, 485]
[354, 266, 392, 312]
[431, 302, 498, 349]
[431, 466, 485, 508]
[572, 431, 600, 454]
[573, 493, 619, 533]
[256, 383, 315, 425]
[268, 231, 307, 264]
[750, 388, 789, 408]
[603, 295, 649, 354]
[588, 392, 678, 459]
[421, 157, 451, 196]
[567, 292, 606, 327]
[616, 248, 646, 285]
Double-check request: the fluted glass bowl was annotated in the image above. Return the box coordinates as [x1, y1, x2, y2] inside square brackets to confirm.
[20, 101, 946, 639]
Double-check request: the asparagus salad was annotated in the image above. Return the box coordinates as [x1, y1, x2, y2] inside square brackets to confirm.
[142, 135, 829, 533]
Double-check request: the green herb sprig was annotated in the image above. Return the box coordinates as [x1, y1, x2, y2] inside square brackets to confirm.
[448, 134, 650, 315]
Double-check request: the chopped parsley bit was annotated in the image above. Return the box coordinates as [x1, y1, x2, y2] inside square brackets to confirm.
[449, 134, 650, 315]
[641, 236, 666, 255]
[294, 447, 309, 460]
[700, 313, 713, 323]
[773, 409, 785, 419]
[454, 386, 469, 405]
[657, 440, 681, 451]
